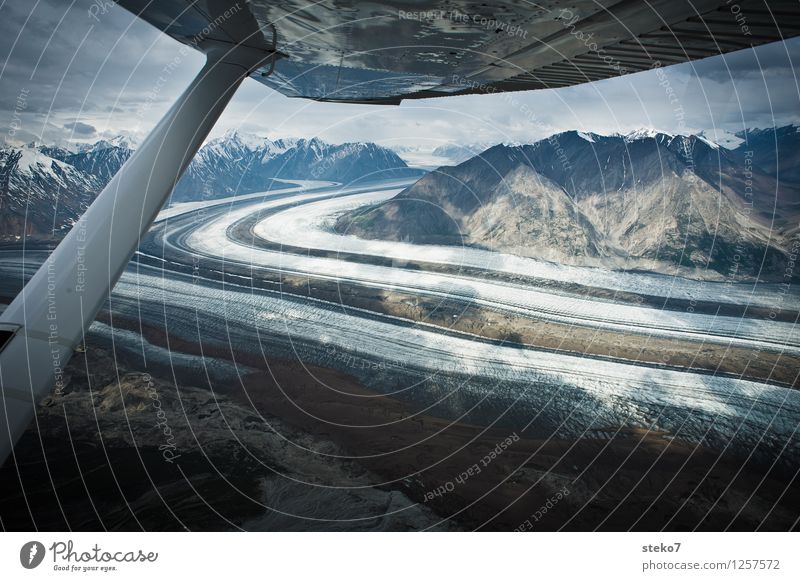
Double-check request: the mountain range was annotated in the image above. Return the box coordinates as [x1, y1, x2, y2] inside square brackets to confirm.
[337, 126, 800, 280]
[0, 146, 99, 239]
[171, 131, 419, 203]
[3, 124, 798, 281]
[0, 132, 416, 240]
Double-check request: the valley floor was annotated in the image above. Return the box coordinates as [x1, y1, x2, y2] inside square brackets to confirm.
[0, 177, 798, 531]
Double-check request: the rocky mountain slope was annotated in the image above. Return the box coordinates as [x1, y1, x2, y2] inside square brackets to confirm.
[733, 124, 800, 186]
[0, 132, 417, 239]
[337, 128, 800, 279]
[63, 138, 134, 183]
[0, 145, 100, 239]
[170, 131, 297, 202]
[171, 131, 419, 203]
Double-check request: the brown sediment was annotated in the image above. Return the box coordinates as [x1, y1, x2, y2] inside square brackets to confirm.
[233, 369, 800, 531]
[94, 313, 800, 531]
[230, 213, 798, 322]
[120, 256, 800, 388]
[144, 216, 800, 387]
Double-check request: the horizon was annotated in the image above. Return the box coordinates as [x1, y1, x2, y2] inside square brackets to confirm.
[9, 122, 800, 156]
[1, 0, 799, 154]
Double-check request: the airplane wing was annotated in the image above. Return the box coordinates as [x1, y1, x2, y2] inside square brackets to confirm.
[1, 0, 796, 465]
[116, 0, 800, 104]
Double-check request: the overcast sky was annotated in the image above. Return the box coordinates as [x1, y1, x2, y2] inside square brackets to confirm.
[1, 0, 798, 151]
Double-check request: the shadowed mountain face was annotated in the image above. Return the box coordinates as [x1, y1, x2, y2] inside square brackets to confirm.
[0, 146, 100, 240]
[0, 138, 138, 240]
[734, 125, 800, 186]
[336, 128, 800, 279]
[0, 132, 418, 239]
[170, 131, 422, 203]
[63, 140, 134, 183]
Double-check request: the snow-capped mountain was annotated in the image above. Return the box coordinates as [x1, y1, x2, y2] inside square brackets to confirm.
[36, 144, 74, 162]
[169, 130, 293, 202]
[1, 132, 422, 238]
[171, 131, 419, 203]
[262, 138, 416, 183]
[64, 141, 133, 184]
[697, 128, 744, 149]
[0, 145, 100, 240]
[74, 134, 137, 153]
[337, 129, 800, 280]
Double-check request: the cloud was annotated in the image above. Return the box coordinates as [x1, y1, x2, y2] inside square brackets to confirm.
[0, 0, 798, 150]
[63, 121, 96, 136]
[0, 0, 200, 145]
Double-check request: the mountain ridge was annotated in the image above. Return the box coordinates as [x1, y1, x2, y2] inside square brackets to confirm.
[0, 133, 419, 239]
[336, 128, 800, 280]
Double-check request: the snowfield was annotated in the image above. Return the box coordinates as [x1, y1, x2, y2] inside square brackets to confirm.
[251, 189, 800, 311]
[3, 178, 795, 467]
[176, 188, 800, 353]
[102, 268, 800, 465]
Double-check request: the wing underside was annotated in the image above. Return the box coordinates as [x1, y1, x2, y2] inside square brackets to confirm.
[116, 0, 800, 103]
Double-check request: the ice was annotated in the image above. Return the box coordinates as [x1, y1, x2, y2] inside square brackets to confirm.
[110, 269, 800, 457]
[174, 188, 799, 352]
[248, 189, 800, 311]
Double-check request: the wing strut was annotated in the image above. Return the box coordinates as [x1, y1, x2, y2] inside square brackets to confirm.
[0, 41, 278, 466]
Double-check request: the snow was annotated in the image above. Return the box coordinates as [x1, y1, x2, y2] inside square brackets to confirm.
[694, 134, 720, 150]
[259, 137, 298, 158]
[622, 128, 672, 142]
[13, 148, 79, 179]
[154, 179, 338, 222]
[157, 186, 800, 352]
[391, 150, 452, 168]
[698, 129, 744, 150]
[106, 135, 135, 149]
[221, 129, 266, 150]
[202, 129, 297, 158]
[577, 131, 595, 143]
[3, 165, 798, 463]
[105, 266, 800, 458]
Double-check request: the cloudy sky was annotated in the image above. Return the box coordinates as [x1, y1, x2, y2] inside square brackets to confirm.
[1, 0, 798, 152]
